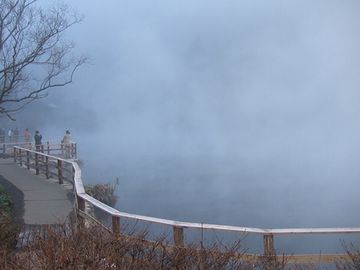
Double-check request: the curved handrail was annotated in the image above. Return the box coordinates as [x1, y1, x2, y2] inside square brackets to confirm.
[11, 145, 360, 261]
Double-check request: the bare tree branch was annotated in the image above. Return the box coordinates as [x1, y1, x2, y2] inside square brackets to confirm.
[0, 0, 86, 119]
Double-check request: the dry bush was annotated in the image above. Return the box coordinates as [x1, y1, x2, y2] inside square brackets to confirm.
[0, 219, 19, 251]
[0, 222, 257, 269]
[0, 184, 20, 267]
[2, 220, 357, 269]
[335, 243, 360, 270]
[85, 183, 117, 207]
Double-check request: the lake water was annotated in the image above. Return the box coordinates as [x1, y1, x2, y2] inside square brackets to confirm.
[76, 132, 360, 254]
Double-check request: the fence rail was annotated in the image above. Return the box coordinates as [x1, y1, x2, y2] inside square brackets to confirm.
[10, 144, 360, 264]
[3, 141, 77, 159]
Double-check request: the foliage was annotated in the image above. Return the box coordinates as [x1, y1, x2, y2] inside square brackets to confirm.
[85, 183, 117, 207]
[0, 223, 254, 269]
[336, 243, 360, 270]
[1, 221, 360, 269]
[0, 184, 12, 219]
[0, 184, 19, 253]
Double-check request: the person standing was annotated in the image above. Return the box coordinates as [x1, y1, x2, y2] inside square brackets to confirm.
[13, 127, 19, 143]
[24, 128, 31, 142]
[62, 130, 72, 158]
[8, 129, 12, 142]
[34, 130, 42, 151]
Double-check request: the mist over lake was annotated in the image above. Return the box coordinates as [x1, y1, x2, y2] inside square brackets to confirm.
[2, 0, 360, 253]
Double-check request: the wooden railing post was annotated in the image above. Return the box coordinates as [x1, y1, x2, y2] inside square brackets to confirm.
[57, 160, 63, 184]
[45, 156, 49, 179]
[14, 148, 17, 162]
[74, 143, 77, 159]
[76, 195, 86, 227]
[71, 143, 74, 158]
[173, 226, 184, 247]
[264, 234, 275, 256]
[72, 167, 76, 191]
[35, 153, 39, 175]
[26, 151, 30, 170]
[47, 141, 50, 155]
[41, 145, 44, 162]
[263, 234, 276, 270]
[2, 144, 5, 154]
[19, 149, 22, 166]
[77, 195, 85, 213]
[112, 216, 120, 235]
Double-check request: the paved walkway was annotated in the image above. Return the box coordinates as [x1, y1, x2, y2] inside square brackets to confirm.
[0, 158, 73, 225]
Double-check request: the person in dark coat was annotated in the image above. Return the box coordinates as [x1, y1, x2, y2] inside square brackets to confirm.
[13, 128, 19, 143]
[34, 130, 42, 151]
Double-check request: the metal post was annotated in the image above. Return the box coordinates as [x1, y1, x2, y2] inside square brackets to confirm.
[112, 216, 120, 235]
[2, 144, 5, 154]
[14, 148, 17, 162]
[47, 141, 50, 155]
[173, 226, 184, 247]
[57, 160, 63, 184]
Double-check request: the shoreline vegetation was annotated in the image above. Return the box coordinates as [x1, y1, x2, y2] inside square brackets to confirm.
[85, 183, 118, 208]
[0, 220, 360, 269]
[0, 183, 360, 268]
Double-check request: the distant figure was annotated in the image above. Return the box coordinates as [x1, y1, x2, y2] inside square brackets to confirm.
[0, 128, 5, 143]
[61, 130, 72, 158]
[24, 128, 31, 145]
[34, 130, 42, 151]
[8, 129, 12, 142]
[13, 127, 19, 143]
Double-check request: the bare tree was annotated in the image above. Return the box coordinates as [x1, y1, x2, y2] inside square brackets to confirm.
[0, 0, 86, 119]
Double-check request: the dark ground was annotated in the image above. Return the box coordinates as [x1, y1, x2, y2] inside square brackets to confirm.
[0, 165, 25, 225]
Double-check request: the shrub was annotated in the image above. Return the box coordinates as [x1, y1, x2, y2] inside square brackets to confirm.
[0, 184, 12, 219]
[0, 184, 20, 265]
[85, 183, 117, 207]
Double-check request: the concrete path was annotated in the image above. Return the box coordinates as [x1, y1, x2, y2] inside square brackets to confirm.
[0, 158, 73, 225]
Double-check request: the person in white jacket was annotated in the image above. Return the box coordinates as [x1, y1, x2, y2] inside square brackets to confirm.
[62, 130, 72, 158]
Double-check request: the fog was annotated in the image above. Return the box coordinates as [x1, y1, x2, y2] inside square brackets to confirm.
[2, 0, 360, 252]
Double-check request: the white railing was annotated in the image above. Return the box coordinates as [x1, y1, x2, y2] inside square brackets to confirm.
[11, 144, 360, 263]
